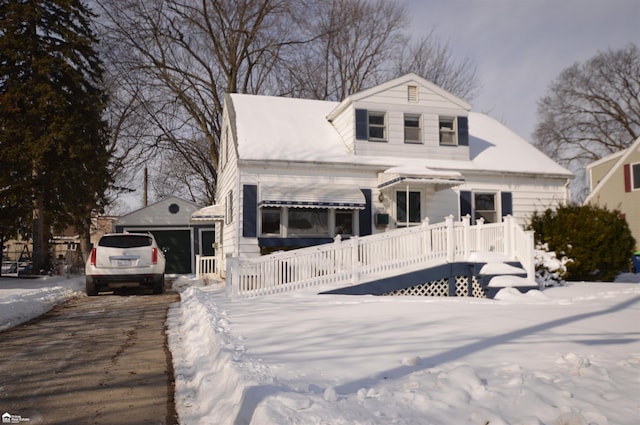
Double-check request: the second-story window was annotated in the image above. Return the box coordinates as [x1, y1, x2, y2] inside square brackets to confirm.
[368, 111, 386, 141]
[439, 116, 457, 146]
[404, 113, 421, 143]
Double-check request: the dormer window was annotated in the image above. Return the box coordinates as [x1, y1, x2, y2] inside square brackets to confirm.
[355, 109, 387, 142]
[367, 111, 386, 141]
[404, 113, 421, 143]
[439, 116, 457, 146]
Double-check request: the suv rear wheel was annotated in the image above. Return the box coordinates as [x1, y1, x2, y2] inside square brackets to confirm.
[153, 275, 165, 294]
[86, 277, 98, 296]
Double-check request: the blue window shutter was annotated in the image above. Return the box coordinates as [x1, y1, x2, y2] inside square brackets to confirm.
[457, 116, 469, 146]
[355, 109, 368, 140]
[501, 192, 513, 217]
[242, 185, 257, 237]
[359, 189, 372, 236]
[460, 191, 472, 218]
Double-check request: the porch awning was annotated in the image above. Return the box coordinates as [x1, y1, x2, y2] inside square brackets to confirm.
[259, 183, 366, 209]
[378, 166, 464, 190]
[190, 204, 225, 222]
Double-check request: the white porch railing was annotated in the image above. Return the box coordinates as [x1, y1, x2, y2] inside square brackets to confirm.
[225, 215, 534, 299]
[195, 254, 218, 280]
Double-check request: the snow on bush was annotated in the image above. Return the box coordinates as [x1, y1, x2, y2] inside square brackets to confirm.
[535, 243, 571, 287]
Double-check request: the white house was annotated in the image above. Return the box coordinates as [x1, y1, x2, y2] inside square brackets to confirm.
[214, 74, 572, 276]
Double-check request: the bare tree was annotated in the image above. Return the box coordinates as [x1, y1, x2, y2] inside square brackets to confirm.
[96, 0, 481, 208]
[392, 31, 481, 101]
[533, 43, 640, 200]
[282, 0, 407, 101]
[96, 0, 307, 205]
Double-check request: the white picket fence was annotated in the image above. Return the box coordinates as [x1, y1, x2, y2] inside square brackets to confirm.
[195, 255, 217, 280]
[221, 215, 534, 299]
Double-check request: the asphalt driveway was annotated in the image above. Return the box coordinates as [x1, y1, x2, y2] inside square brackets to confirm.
[0, 290, 179, 425]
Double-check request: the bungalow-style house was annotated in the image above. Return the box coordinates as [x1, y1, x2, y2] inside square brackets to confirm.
[584, 136, 640, 250]
[213, 73, 572, 280]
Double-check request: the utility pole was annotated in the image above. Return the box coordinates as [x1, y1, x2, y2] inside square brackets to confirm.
[143, 167, 148, 207]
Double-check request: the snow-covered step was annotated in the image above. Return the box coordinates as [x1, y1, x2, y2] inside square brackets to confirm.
[478, 261, 526, 276]
[487, 275, 538, 289]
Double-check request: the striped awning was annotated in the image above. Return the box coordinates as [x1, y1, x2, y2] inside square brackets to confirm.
[259, 184, 366, 209]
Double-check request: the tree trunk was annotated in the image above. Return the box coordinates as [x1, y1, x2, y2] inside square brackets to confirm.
[79, 217, 92, 263]
[32, 193, 49, 274]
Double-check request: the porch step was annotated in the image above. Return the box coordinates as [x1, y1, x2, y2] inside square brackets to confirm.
[486, 275, 538, 288]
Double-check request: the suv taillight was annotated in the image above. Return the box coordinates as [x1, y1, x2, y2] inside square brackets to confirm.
[90, 248, 97, 266]
[152, 247, 158, 265]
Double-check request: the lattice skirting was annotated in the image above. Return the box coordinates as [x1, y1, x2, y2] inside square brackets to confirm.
[383, 275, 487, 298]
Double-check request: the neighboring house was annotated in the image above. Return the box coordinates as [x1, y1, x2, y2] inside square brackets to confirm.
[584, 136, 640, 250]
[215, 74, 572, 275]
[114, 196, 213, 274]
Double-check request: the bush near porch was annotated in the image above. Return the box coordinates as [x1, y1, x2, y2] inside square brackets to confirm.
[529, 204, 636, 282]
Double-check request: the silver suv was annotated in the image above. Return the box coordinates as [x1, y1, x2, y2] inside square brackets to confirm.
[85, 233, 166, 296]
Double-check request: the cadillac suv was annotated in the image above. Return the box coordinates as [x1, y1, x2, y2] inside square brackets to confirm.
[85, 233, 166, 296]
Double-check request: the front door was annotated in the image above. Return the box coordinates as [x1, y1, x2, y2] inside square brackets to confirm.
[201, 230, 216, 256]
[396, 190, 421, 227]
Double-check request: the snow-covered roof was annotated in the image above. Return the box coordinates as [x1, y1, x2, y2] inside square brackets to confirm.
[228, 93, 572, 178]
[191, 204, 225, 222]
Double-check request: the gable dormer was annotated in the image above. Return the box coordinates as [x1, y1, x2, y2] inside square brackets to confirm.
[327, 74, 472, 161]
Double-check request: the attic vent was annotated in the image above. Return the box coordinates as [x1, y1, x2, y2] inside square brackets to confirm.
[407, 85, 418, 102]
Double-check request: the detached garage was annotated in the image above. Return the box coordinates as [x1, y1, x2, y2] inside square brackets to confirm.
[114, 197, 202, 274]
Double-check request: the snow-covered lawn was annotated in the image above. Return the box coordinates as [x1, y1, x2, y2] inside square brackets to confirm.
[167, 276, 640, 425]
[2, 274, 639, 424]
[0, 275, 84, 332]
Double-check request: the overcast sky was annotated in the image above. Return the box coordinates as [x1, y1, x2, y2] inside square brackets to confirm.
[404, 0, 640, 141]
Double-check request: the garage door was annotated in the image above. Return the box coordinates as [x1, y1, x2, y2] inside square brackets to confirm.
[149, 230, 192, 274]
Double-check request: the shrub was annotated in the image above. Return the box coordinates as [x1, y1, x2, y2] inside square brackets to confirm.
[534, 243, 571, 287]
[528, 204, 636, 281]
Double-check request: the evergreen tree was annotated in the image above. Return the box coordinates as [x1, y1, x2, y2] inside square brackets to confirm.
[529, 204, 636, 282]
[0, 0, 111, 272]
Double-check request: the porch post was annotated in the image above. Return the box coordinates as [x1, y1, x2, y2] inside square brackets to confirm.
[351, 236, 360, 286]
[461, 214, 471, 259]
[226, 254, 239, 297]
[196, 254, 201, 279]
[476, 217, 485, 251]
[503, 215, 513, 258]
[422, 217, 431, 258]
[525, 230, 536, 284]
[446, 215, 455, 262]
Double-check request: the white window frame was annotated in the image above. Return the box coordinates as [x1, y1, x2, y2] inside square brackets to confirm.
[368, 111, 387, 142]
[259, 208, 358, 238]
[404, 113, 422, 143]
[396, 189, 421, 228]
[439, 116, 457, 146]
[473, 192, 497, 224]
